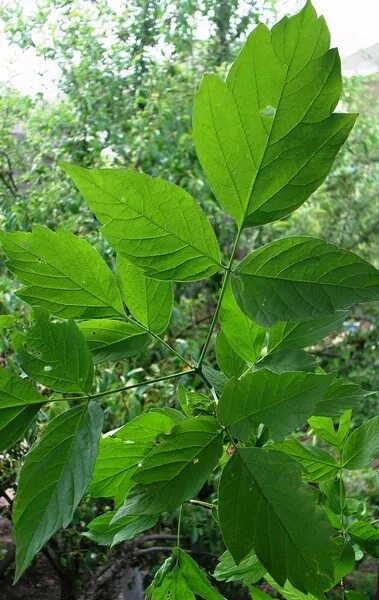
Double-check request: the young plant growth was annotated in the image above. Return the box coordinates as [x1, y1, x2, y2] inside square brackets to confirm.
[1, 2, 378, 598]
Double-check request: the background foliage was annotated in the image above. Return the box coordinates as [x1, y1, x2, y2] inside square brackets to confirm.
[0, 1, 378, 598]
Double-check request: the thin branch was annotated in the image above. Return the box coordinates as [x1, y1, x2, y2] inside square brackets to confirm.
[58, 369, 196, 403]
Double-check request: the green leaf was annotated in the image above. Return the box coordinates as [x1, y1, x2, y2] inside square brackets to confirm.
[218, 448, 334, 596]
[264, 574, 319, 599]
[117, 255, 173, 333]
[314, 378, 373, 417]
[112, 410, 177, 443]
[0, 226, 124, 318]
[18, 309, 93, 393]
[250, 588, 272, 600]
[347, 521, 379, 558]
[272, 439, 339, 482]
[215, 330, 246, 378]
[308, 410, 351, 447]
[217, 370, 332, 441]
[268, 312, 347, 353]
[232, 237, 379, 327]
[84, 511, 157, 546]
[0, 315, 16, 330]
[178, 386, 214, 417]
[13, 401, 103, 580]
[193, 2, 356, 228]
[78, 319, 151, 363]
[331, 538, 355, 585]
[342, 416, 379, 470]
[320, 479, 345, 516]
[147, 548, 225, 600]
[256, 349, 316, 374]
[201, 365, 227, 395]
[87, 437, 152, 506]
[113, 417, 223, 517]
[0, 368, 45, 408]
[0, 405, 41, 452]
[213, 550, 266, 585]
[61, 164, 221, 282]
[219, 283, 265, 363]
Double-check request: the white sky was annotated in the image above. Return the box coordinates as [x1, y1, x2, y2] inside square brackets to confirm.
[0, 0, 378, 97]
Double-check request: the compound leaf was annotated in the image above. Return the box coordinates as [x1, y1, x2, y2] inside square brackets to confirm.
[13, 401, 103, 580]
[18, 309, 93, 393]
[117, 255, 173, 333]
[218, 447, 334, 596]
[61, 164, 221, 282]
[232, 237, 379, 327]
[0, 226, 124, 319]
[193, 2, 356, 227]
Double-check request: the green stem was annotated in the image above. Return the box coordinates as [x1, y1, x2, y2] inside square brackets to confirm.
[57, 369, 196, 402]
[176, 505, 183, 548]
[197, 229, 242, 367]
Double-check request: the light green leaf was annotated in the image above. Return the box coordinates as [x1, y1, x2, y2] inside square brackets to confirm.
[84, 511, 157, 546]
[0, 405, 41, 452]
[147, 549, 225, 600]
[193, 2, 356, 227]
[112, 411, 177, 443]
[113, 417, 223, 517]
[87, 437, 152, 506]
[219, 283, 265, 363]
[217, 370, 332, 441]
[232, 237, 379, 327]
[268, 312, 347, 353]
[264, 574, 318, 599]
[18, 309, 93, 393]
[342, 416, 379, 470]
[213, 550, 266, 585]
[117, 255, 173, 333]
[331, 538, 355, 586]
[314, 378, 373, 417]
[13, 401, 103, 580]
[0, 368, 45, 408]
[272, 439, 339, 482]
[215, 330, 246, 378]
[256, 349, 316, 374]
[0, 226, 124, 318]
[250, 588, 272, 600]
[78, 319, 151, 363]
[61, 164, 221, 282]
[218, 447, 334, 597]
[347, 521, 379, 558]
[178, 386, 214, 417]
[0, 315, 16, 330]
[308, 410, 351, 447]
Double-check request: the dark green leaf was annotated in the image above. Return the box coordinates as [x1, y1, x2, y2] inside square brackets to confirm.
[217, 370, 332, 441]
[0, 405, 41, 452]
[272, 439, 339, 482]
[78, 319, 151, 363]
[18, 309, 93, 393]
[232, 237, 379, 327]
[268, 312, 347, 353]
[61, 164, 221, 282]
[342, 416, 379, 470]
[218, 447, 334, 596]
[117, 255, 173, 333]
[113, 417, 223, 516]
[84, 511, 157, 547]
[314, 378, 373, 417]
[0, 226, 124, 318]
[347, 521, 379, 558]
[13, 401, 103, 580]
[0, 368, 44, 408]
[256, 349, 316, 373]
